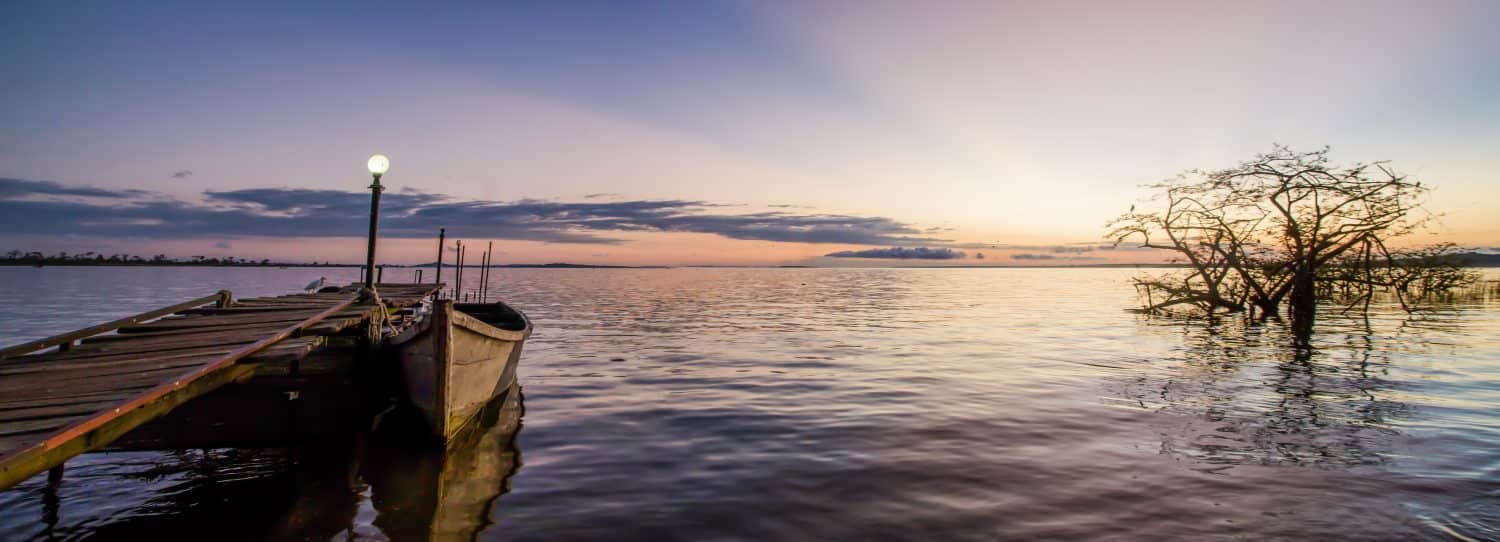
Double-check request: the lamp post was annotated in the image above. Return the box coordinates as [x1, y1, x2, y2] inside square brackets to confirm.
[364, 154, 390, 289]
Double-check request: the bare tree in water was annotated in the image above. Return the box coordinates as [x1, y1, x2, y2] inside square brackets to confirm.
[1109, 146, 1477, 344]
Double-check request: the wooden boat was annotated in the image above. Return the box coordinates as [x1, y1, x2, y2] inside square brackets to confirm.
[389, 299, 531, 442]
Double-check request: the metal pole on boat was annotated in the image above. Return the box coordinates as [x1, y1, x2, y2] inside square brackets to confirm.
[434, 228, 446, 287]
[455, 241, 464, 301]
[363, 154, 390, 289]
[482, 241, 493, 303]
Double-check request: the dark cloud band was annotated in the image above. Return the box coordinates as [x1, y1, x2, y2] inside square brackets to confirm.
[0, 177, 949, 247]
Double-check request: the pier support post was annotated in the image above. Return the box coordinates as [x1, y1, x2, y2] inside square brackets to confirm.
[43, 465, 62, 533]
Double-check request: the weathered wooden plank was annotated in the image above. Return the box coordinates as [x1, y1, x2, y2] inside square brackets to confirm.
[381, 287, 441, 308]
[0, 388, 148, 412]
[146, 309, 323, 325]
[22, 336, 319, 365]
[241, 337, 327, 367]
[223, 300, 343, 306]
[83, 307, 367, 342]
[4, 339, 257, 365]
[0, 416, 88, 438]
[18, 336, 318, 385]
[0, 291, 231, 359]
[0, 400, 124, 424]
[250, 344, 350, 377]
[0, 363, 257, 487]
[0, 286, 442, 489]
[78, 317, 328, 344]
[0, 295, 358, 489]
[224, 298, 350, 307]
[0, 362, 225, 396]
[0, 349, 229, 376]
[0, 339, 322, 382]
[305, 314, 379, 335]
[266, 294, 352, 301]
[74, 324, 316, 349]
[115, 310, 346, 333]
[0, 433, 49, 455]
[117, 306, 357, 326]
[78, 312, 369, 348]
[178, 305, 336, 315]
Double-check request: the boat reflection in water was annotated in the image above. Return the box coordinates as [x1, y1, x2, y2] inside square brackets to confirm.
[359, 382, 526, 540]
[31, 386, 526, 541]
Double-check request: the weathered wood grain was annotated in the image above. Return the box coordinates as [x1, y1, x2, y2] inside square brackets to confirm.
[0, 291, 229, 359]
[0, 283, 442, 490]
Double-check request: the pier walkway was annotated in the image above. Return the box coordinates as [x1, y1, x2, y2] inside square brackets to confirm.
[0, 283, 440, 489]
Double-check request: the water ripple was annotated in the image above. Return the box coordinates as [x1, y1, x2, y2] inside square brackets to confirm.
[0, 267, 1495, 540]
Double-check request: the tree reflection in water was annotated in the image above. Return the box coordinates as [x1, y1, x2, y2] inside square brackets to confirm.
[1116, 310, 1439, 470]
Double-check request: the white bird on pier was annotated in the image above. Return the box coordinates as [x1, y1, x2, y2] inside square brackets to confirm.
[304, 276, 327, 292]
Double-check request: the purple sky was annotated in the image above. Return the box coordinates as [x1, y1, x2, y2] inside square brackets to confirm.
[3, 1, 1497, 265]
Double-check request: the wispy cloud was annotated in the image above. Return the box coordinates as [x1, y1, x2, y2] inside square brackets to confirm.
[0, 177, 151, 200]
[0, 178, 950, 247]
[826, 246, 967, 260]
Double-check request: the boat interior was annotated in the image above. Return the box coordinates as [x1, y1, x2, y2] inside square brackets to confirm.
[453, 302, 528, 331]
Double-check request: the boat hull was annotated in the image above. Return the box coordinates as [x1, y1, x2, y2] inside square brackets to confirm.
[392, 300, 530, 441]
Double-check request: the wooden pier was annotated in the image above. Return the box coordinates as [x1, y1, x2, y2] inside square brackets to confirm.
[0, 283, 441, 489]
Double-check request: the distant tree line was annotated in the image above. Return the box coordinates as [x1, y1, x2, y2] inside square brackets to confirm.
[1, 250, 359, 267]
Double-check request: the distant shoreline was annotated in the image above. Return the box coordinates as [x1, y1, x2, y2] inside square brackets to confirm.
[7, 262, 1499, 269]
[0, 261, 652, 269]
[4, 253, 1495, 269]
[0, 261, 1185, 269]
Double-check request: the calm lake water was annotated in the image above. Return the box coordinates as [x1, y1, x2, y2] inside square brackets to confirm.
[0, 266, 1496, 540]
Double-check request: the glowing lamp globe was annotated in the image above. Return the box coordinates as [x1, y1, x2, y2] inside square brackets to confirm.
[367, 154, 391, 176]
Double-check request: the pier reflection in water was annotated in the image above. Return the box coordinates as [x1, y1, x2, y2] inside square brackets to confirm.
[12, 385, 526, 541]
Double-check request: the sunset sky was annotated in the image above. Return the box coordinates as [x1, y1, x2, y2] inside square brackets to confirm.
[3, 1, 1497, 266]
